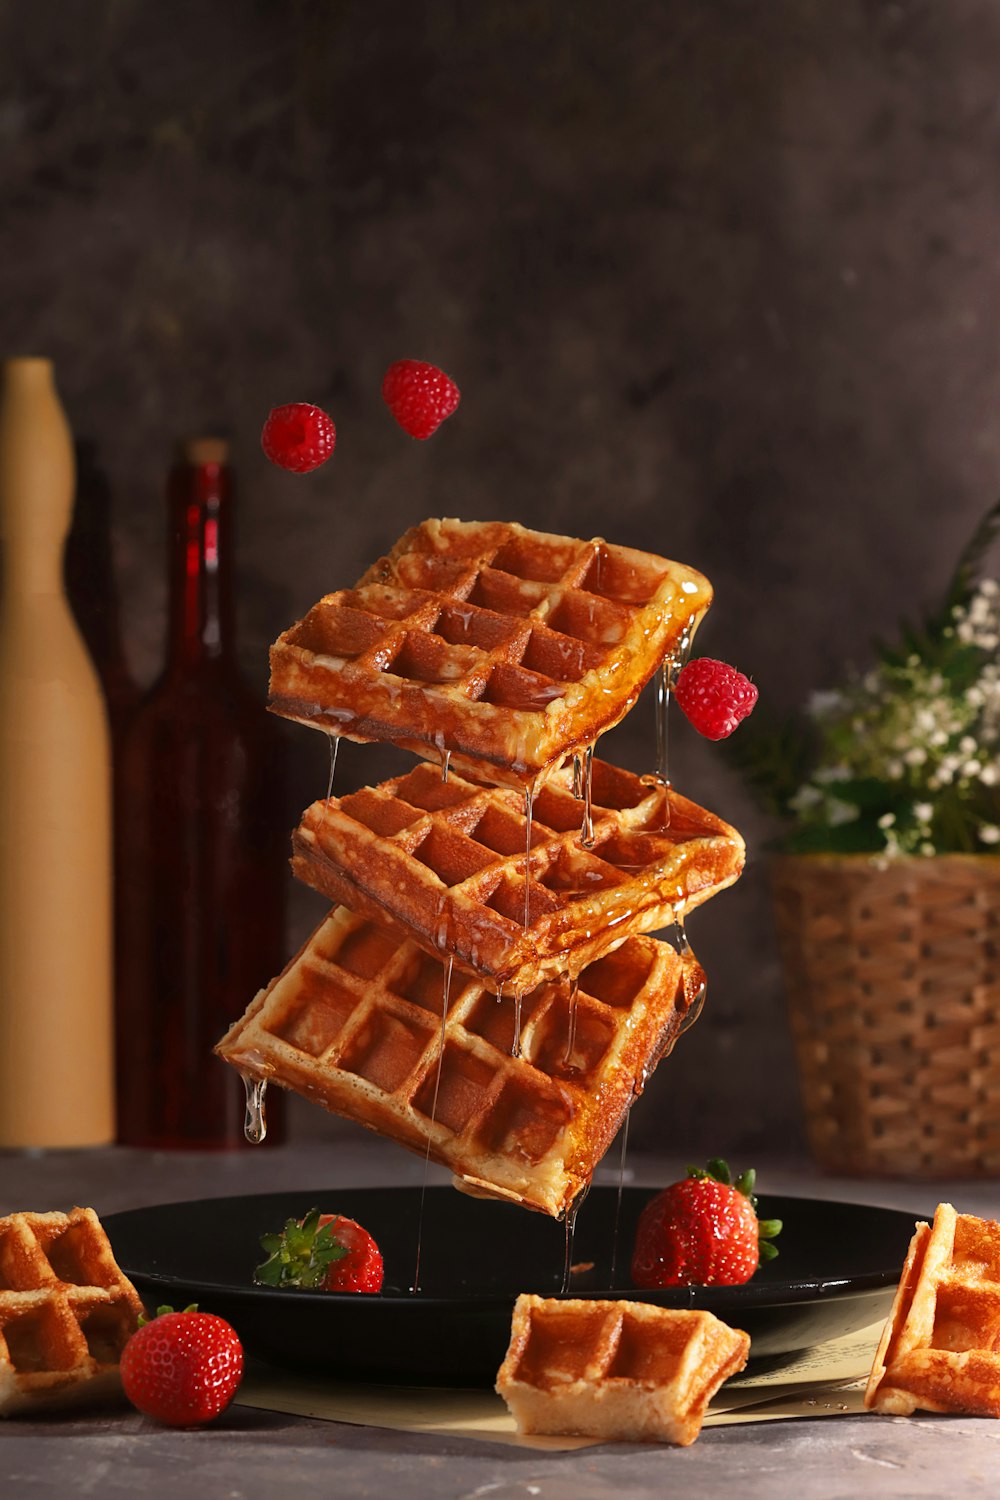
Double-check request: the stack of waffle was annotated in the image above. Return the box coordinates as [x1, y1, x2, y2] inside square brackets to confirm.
[217, 519, 745, 1217]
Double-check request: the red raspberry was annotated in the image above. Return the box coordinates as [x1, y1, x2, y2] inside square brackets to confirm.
[382, 359, 460, 440]
[674, 657, 758, 740]
[261, 403, 337, 473]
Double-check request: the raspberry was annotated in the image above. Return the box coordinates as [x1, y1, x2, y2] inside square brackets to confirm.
[261, 403, 337, 473]
[382, 359, 460, 440]
[674, 657, 758, 741]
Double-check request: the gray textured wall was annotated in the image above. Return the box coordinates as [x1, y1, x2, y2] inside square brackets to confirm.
[4, 0, 999, 1163]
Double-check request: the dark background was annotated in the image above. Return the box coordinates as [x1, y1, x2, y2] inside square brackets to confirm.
[4, 0, 998, 1160]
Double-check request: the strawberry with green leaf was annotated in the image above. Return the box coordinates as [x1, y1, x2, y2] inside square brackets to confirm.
[255, 1207, 384, 1293]
[631, 1159, 782, 1288]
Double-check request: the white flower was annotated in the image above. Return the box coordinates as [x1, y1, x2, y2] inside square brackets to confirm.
[979, 824, 1000, 846]
[913, 802, 933, 823]
[878, 812, 896, 829]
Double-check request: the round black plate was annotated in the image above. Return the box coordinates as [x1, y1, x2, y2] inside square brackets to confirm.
[103, 1186, 916, 1386]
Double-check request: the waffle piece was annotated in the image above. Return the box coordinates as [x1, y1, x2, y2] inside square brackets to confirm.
[0, 1207, 144, 1417]
[268, 518, 712, 787]
[216, 905, 705, 1218]
[865, 1202, 1000, 1417]
[496, 1294, 749, 1443]
[290, 757, 744, 993]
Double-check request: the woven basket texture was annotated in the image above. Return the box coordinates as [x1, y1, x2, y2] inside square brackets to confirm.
[771, 854, 1000, 1178]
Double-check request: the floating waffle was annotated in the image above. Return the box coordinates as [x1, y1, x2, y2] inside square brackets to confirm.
[496, 1294, 750, 1444]
[865, 1202, 1000, 1417]
[290, 757, 744, 994]
[0, 1207, 144, 1417]
[268, 519, 712, 787]
[216, 905, 705, 1218]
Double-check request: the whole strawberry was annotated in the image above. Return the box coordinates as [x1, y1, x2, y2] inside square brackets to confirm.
[261, 402, 337, 473]
[382, 358, 460, 440]
[631, 1159, 781, 1288]
[674, 658, 758, 741]
[120, 1305, 243, 1427]
[255, 1207, 384, 1293]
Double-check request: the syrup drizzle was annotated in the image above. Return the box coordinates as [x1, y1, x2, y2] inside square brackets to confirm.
[651, 621, 695, 827]
[242, 1075, 268, 1144]
[523, 782, 535, 930]
[560, 1186, 590, 1293]
[571, 753, 583, 800]
[325, 732, 340, 807]
[512, 988, 523, 1058]
[412, 954, 454, 1293]
[609, 1110, 632, 1287]
[580, 744, 595, 848]
[563, 974, 580, 1066]
[441, 750, 451, 784]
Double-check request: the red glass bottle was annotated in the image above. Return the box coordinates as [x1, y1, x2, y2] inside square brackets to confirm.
[115, 438, 287, 1147]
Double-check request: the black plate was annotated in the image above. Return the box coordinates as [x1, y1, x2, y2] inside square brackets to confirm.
[103, 1187, 916, 1386]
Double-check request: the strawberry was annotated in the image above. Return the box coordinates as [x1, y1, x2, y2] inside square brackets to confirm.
[255, 1206, 384, 1293]
[120, 1305, 243, 1427]
[382, 359, 461, 439]
[261, 402, 337, 472]
[674, 657, 758, 741]
[631, 1159, 781, 1288]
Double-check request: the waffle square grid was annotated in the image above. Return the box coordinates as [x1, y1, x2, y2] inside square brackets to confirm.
[291, 757, 744, 993]
[268, 519, 713, 787]
[0, 1208, 144, 1416]
[216, 905, 704, 1218]
[865, 1202, 1000, 1417]
[496, 1294, 750, 1443]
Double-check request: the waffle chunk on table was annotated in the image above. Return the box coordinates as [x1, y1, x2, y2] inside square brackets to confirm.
[268, 519, 712, 787]
[0, 1208, 144, 1416]
[865, 1202, 1000, 1417]
[216, 906, 704, 1218]
[291, 757, 744, 993]
[496, 1294, 750, 1443]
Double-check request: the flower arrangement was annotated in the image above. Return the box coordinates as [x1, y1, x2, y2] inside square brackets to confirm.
[730, 499, 1000, 857]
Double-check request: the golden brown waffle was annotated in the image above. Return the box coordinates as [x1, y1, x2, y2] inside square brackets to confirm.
[216, 905, 704, 1218]
[268, 518, 712, 787]
[291, 757, 744, 993]
[865, 1202, 1000, 1417]
[0, 1207, 144, 1416]
[496, 1294, 749, 1443]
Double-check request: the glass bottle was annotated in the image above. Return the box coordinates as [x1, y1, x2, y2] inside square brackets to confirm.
[0, 357, 114, 1147]
[115, 438, 287, 1148]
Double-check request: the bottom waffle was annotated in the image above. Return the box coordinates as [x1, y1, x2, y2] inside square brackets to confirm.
[0, 1207, 144, 1417]
[496, 1294, 750, 1444]
[865, 1202, 1000, 1418]
[216, 905, 704, 1218]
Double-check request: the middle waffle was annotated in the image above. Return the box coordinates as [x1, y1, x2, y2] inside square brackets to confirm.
[291, 757, 745, 993]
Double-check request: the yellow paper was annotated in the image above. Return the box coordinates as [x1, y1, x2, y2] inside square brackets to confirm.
[235, 1321, 883, 1448]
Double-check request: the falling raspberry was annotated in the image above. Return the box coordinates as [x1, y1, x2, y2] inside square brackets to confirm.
[382, 359, 461, 440]
[674, 658, 758, 741]
[261, 403, 337, 473]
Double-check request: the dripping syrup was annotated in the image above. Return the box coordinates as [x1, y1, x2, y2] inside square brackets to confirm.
[441, 750, 451, 784]
[563, 974, 580, 1066]
[609, 1110, 632, 1287]
[242, 1074, 268, 1144]
[523, 782, 535, 930]
[325, 732, 340, 807]
[571, 753, 583, 799]
[411, 955, 453, 1293]
[561, 1187, 589, 1293]
[580, 745, 595, 848]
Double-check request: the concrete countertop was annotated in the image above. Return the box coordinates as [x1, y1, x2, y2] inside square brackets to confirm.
[1, 1139, 998, 1500]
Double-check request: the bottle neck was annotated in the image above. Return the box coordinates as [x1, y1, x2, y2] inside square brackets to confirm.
[166, 458, 235, 670]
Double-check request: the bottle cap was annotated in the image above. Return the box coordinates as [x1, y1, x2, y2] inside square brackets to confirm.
[182, 437, 230, 467]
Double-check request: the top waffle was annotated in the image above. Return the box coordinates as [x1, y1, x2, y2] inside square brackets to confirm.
[0, 1207, 144, 1416]
[291, 757, 744, 993]
[268, 519, 712, 787]
[865, 1202, 1000, 1418]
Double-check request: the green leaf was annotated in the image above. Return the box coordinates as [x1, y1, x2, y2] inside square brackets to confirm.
[734, 1169, 756, 1198]
[706, 1158, 731, 1185]
[758, 1218, 783, 1240]
[254, 1207, 348, 1290]
[759, 1240, 780, 1262]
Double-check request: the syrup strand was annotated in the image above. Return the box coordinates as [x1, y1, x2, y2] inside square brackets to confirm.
[412, 954, 454, 1294]
[571, 753, 583, 800]
[563, 974, 580, 1066]
[325, 732, 340, 808]
[580, 744, 595, 848]
[609, 1110, 631, 1287]
[560, 1186, 589, 1294]
[242, 1074, 267, 1144]
[441, 750, 451, 784]
[512, 988, 523, 1059]
[523, 782, 535, 930]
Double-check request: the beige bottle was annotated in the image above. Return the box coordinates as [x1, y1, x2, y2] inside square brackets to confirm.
[0, 357, 114, 1145]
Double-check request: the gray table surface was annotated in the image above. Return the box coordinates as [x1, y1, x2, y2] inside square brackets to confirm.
[2, 1138, 998, 1500]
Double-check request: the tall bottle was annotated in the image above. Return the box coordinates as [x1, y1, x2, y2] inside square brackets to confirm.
[0, 357, 114, 1147]
[116, 438, 287, 1148]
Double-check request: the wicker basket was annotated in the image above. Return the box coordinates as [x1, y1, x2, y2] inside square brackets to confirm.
[771, 853, 1000, 1178]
